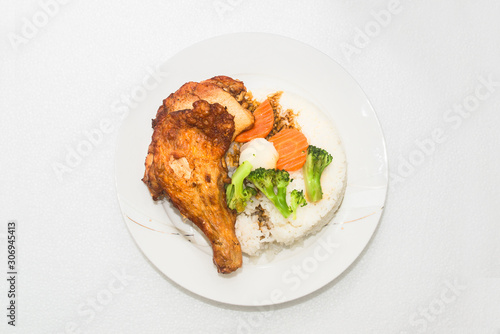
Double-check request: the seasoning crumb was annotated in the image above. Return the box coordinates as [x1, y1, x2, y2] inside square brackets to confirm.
[266, 91, 300, 138]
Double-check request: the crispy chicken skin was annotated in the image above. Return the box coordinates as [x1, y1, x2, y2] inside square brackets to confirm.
[143, 100, 242, 273]
[154, 76, 254, 139]
[202, 75, 247, 97]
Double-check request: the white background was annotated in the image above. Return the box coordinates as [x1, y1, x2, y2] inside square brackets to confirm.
[1, 1, 500, 333]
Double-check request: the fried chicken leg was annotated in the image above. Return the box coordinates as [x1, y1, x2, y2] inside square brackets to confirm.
[143, 100, 242, 273]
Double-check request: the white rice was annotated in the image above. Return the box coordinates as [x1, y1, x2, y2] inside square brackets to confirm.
[234, 92, 347, 256]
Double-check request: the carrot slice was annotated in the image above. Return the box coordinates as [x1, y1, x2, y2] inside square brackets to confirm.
[269, 128, 308, 171]
[235, 99, 274, 143]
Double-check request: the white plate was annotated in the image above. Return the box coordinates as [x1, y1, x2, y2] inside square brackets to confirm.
[115, 33, 388, 306]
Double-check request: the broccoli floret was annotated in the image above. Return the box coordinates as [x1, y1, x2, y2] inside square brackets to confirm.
[290, 189, 307, 219]
[226, 161, 257, 212]
[247, 168, 292, 218]
[246, 168, 276, 199]
[274, 169, 291, 215]
[303, 145, 333, 202]
[247, 168, 308, 219]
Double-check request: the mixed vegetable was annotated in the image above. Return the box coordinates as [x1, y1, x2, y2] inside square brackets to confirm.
[227, 96, 334, 218]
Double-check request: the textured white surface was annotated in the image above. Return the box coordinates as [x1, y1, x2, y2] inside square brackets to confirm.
[1, 1, 499, 333]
